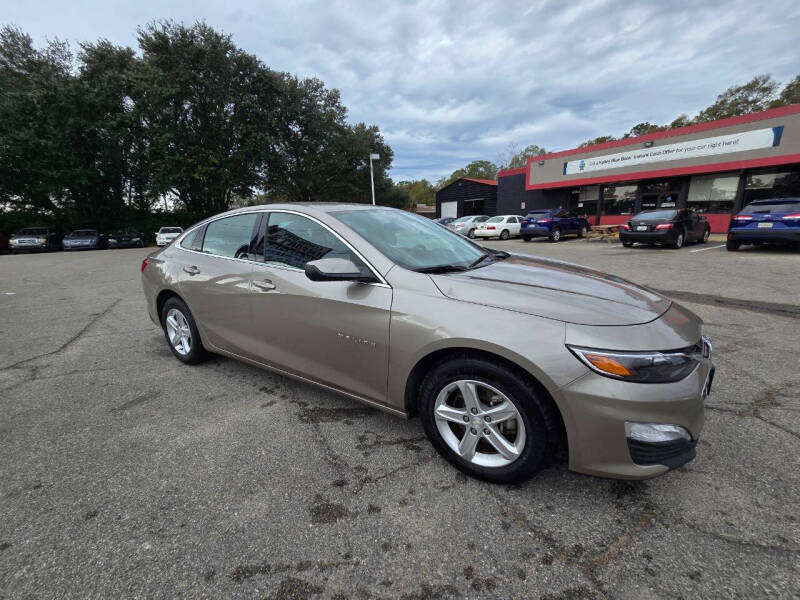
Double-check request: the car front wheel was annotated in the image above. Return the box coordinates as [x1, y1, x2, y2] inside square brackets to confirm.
[419, 356, 559, 483]
[622, 241, 634, 247]
[161, 297, 209, 364]
[578, 225, 588, 238]
[699, 228, 710, 244]
[468, 229, 476, 239]
[549, 228, 562, 242]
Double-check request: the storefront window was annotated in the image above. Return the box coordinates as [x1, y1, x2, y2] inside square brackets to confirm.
[687, 174, 738, 213]
[601, 184, 637, 215]
[743, 169, 800, 206]
[572, 186, 599, 219]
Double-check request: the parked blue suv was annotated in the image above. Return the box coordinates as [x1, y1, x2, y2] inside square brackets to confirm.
[521, 209, 590, 242]
[727, 198, 800, 251]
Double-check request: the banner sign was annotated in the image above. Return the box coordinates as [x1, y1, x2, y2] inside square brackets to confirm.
[562, 126, 783, 175]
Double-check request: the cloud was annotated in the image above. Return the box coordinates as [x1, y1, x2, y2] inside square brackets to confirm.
[5, 0, 800, 182]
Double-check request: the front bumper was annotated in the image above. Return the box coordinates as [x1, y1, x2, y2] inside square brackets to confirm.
[728, 228, 800, 243]
[10, 242, 48, 250]
[619, 230, 676, 244]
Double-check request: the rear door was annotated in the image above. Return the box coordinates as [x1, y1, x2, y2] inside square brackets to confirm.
[249, 211, 392, 403]
[174, 212, 261, 355]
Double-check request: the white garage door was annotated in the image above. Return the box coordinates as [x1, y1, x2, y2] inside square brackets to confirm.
[440, 201, 457, 219]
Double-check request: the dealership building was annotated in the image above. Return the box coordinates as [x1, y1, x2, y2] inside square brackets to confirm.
[436, 103, 800, 233]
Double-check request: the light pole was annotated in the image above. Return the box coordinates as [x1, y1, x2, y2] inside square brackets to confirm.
[369, 153, 380, 205]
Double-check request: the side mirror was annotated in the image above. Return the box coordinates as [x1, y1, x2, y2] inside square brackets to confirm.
[305, 258, 375, 283]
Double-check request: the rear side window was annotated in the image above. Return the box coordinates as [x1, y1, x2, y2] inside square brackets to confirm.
[180, 227, 206, 251]
[201, 214, 259, 259]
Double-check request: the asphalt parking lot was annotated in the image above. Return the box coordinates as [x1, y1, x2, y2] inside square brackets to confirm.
[1, 239, 799, 599]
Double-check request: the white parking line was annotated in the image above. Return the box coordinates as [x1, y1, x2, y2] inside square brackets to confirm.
[689, 244, 726, 253]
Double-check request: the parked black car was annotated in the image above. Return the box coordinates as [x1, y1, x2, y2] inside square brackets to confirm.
[619, 208, 710, 249]
[9, 227, 61, 253]
[62, 229, 109, 251]
[109, 230, 145, 249]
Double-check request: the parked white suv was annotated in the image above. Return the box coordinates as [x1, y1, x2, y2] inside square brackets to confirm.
[155, 227, 184, 247]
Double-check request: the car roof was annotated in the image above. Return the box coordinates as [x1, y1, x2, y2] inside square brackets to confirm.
[749, 197, 800, 204]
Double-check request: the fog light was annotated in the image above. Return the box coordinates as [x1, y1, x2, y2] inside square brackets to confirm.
[625, 422, 691, 443]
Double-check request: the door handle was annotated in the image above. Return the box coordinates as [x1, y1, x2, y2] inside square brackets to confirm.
[183, 265, 200, 275]
[252, 279, 276, 291]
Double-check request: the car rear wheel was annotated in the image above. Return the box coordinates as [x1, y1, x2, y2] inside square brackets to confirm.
[499, 229, 510, 240]
[671, 231, 684, 249]
[578, 225, 588, 238]
[161, 297, 209, 364]
[549, 227, 562, 242]
[419, 356, 559, 483]
[622, 241, 634, 247]
[522, 236, 531, 242]
[699, 228, 710, 244]
[726, 239, 740, 251]
[468, 229, 476, 239]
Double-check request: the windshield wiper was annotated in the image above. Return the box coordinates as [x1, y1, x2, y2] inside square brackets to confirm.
[415, 264, 470, 274]
[469, 250, 510, 269]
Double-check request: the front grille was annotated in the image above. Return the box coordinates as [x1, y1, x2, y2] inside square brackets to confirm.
[628, 438, 697, 469]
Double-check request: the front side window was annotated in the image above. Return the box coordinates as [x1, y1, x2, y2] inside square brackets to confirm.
[201, 213, 258, 259]
[333, 208, 485, 271]
[263, 212, 353, 269]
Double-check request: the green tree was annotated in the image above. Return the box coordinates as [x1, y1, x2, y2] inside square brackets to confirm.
[772, 74, 800, 107]
[499, 143, 546, 170]
[436, 160, 498, 189]
[694, 74, 779, 123]
[578, 135, 617, 148]
[668, 114, 692, 129]
[396, 179, 435, 206]
[267, 74, 393, 204]
[624, 122, 666, 138]
[132, 21, 280, 218]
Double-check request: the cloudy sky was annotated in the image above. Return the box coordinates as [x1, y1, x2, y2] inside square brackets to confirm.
[4, 0, 800, 182]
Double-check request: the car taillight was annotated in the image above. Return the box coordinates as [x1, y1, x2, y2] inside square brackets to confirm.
[781, 214, 800, 219]
[536, 219, 552, 223]
[732, 215, 752, 221]
[619, 223, 630, 231]
[141, 257, 149, 273]
[655, 223, 673, 230]
[487, 226, 496, 230]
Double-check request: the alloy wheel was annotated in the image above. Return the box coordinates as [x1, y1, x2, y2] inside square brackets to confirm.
[675, 233, 684, 248]
[433, 380, 526, 468]
[165, 308, 192, 355]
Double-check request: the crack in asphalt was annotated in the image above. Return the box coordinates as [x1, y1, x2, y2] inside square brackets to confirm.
[0, 298, 123, 372]
[654, 289, 800, 318]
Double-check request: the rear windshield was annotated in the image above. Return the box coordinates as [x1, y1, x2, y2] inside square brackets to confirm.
[16, 228, 48, 235]
[160, 227, 183, 233]
[741, 200, 800, 214]
[525, 213, 548, 219]
[635, 210, 677, 220]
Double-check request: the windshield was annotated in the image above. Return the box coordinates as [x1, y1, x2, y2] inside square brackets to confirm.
[16, 228, 48, 235]
[69, 230, 98, 237]
[160, 227, 182, 234]
[635, 210, 677, 220]
[741, 200, 800, 214]
[333, 209, 487, 271]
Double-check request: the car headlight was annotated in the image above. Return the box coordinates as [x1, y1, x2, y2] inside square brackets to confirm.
[567, 345, 701, 383]
[37, 237, 47, 243]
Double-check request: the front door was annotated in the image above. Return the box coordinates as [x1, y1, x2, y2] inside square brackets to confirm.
[249, 211, 392, 403]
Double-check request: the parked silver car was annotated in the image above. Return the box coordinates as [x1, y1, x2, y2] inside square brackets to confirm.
[447, 215, 489, 238]
[141, 204, 714, 483]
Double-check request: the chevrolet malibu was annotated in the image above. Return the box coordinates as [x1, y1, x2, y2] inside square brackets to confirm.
[141, 204, 714, 483]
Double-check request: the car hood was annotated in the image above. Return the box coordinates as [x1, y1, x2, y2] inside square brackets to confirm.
[429, 254, 671, 326]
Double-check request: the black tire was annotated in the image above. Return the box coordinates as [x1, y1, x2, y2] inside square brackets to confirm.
[522, 236, 532, 242]
[698, 228, 710, 244]
[549, 227, 562, 242]
[622, 241, 634, 247]
[418, 355, 560, 483]
[671, 230, 684, 249]
[578, 225, 588, 238]
[468, 229, 476, 239]
[499, 229, 510, 240]
[726, 239, 740, 251]
[161, 297, 209, 364]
